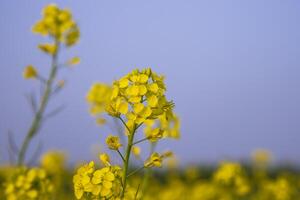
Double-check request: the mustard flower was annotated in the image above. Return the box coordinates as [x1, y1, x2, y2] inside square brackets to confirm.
[40, 151, 66, 174]
[32, 4, 80, 46]
[73, 161, 95, 199]
[144, 152, 163, 168]
[106, 68, 176, 126]
[38, 43, 57, 55]
[86, 83, 112, 116]
[132, 146, 141, 158]
[99, 153, 111, 166]
[23, 65, 37, 79]
[106, 135, 122, 150]
[67, 56, 80, 65]
[146, 128, 164, 142]
[73, 161, 122, 199]
[251, 149, 272, 168]
[4, 167, 53, 200]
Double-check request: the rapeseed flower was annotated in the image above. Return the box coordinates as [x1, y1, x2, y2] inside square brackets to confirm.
[23, 65, 38, 79]
[132, 146, 141, 158]
[38, 43, 57, 55]
[106, 135, 122, 150]
[144, 152, 163, 168]
[4, 167, 53, 200]
[32, 4, 80, 46]
[67, 56, 80, 65]
[99, 153, 111, 166]
[73, 161, 122, 199]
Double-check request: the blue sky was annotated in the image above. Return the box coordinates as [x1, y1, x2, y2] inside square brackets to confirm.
[1, 0, 300, 165]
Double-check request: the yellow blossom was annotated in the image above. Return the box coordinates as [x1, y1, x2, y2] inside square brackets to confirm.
[146, 128, 164, 142]
[132, 146, 141, 158]
[32, 4, 80, 46]
[99, 153, 110, 166]
[38, 43, 57, 55]
[67, 56, 80, 65]
[106, 135, 122, 150]
[23, 65, 37, 79]
[144, 152, 163, 168]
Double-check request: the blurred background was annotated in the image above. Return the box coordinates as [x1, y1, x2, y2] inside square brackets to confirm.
[1, 0, 300, 165]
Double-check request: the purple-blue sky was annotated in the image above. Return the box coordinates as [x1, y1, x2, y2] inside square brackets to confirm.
[1, 0, 300, 165]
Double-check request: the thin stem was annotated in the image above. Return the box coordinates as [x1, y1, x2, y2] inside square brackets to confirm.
[132, 137, 149, 146]
[140, 142, 157, 200]
[117, 149, 125, 163]
[136, 122, 143, 130]
[17, 40, 60, 166]
[134, 180, 142, 200]
[118, 116, 131, 133]
[121, 125, 136, 198]
[127, 166, 145, 178]
[113, 118, 126, 145]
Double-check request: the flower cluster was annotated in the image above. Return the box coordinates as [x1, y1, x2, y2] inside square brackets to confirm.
[106, 135, 122, 150]
[86, 83, 113, 125]
[106, 69, 175, 131]
[82, 68, 179, 199]
[144, 113, 180, 140]
[32, 4, 79, 47]
[73, 160, 122, 199]
[143, 151, 173, 168]
[86, 69, 180, 144]
[40, 151, 66, 174]
[4, 167, 54, 200]
[213, 162, 250, 196]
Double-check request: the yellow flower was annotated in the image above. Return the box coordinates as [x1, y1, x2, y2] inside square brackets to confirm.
[73, 161, 95, 199]
[65, 25, 80, 46]
[32, 4, 80, 46]
[106, 98, 129, 116]
[99, 153, 110, 166]
[67, 56, 80, 65]
[106, 135, 122, 150]
[251, 149, 272, 168]
[146, 128, 164, 142]
[38, 43, 57, 55]
[23, 65, 37, 79]
[132, 146, 141, 158]
[213, 162, 243, 185]
[4, 167, 53, 200]
[144, 152, 163, 168]
[40, 151, 66, 174]
[26, 190, 38, 198]
[73, 161, 122, 199]
[86, 83, 112, 116]
[148, 95, 158, 107]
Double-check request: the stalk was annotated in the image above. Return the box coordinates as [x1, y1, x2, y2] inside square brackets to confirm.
[121, 125, 136, 198]
[17, 41, 59, 165]
[140, 142, 157, 199]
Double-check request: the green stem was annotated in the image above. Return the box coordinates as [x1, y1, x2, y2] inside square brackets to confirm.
[140, 142, 157, 199]
[121, 125, 136, 198]
[118, 116, 131, 133]
[132, 137, 149, 146]
[17, 41, 59, 166]
[127, 166, 145, 178]
[117, 149, 125, 163]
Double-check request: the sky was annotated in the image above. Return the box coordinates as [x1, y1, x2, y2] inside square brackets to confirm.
[0, 0, 300, 165]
